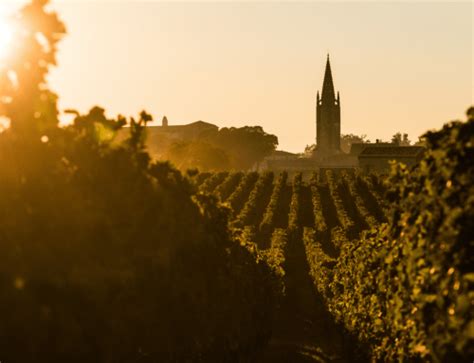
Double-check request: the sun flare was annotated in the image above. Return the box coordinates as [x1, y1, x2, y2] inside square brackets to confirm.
[0, 18, 13, 60]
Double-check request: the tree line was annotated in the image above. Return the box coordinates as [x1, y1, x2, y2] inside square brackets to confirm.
[165, 125, 278, 171]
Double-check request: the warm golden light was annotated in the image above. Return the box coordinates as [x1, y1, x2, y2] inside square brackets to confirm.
[0, 17, 13, 61]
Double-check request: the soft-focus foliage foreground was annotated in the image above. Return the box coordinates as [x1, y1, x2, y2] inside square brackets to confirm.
[0, 1, 283, 362]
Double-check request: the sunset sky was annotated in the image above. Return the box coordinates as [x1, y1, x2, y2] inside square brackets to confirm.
[1, 1, 472, 152]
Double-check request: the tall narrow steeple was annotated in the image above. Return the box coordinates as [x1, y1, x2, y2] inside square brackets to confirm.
[316, 54, 341, 157]
[321, 54, 336, 102]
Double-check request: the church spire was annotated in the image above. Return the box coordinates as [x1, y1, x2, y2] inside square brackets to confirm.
[321, 54, 336, 102]
[316, 54, 341, 155]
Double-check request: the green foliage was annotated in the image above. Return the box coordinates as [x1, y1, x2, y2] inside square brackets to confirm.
[191, 133, 473, 361]
[215, 172, 243, 202]
[3, 4, 471, 362]
[339, 171, 374, 232]
[206, 126, 278, 170]
[0, 126, 284, 362]
[176, 115, 474, 361]
[355, 172, 389, 222]
[199, 171, 228, 194]
[261, 228, 288, 296]
[340, 133, 370, 153]
[303, 227, 336, 300]
[287, 173, 303, 239]
[226, 172, 259, 216]
[326, 169, 357, 239]
[166, 139, 230, 171]
[0, 0, 66, 134]
[381, 113, 474, 361]
[127, 110, 153, 153]
[310, 172, 327, 236]
[163, 125, 278, 171]
[67, 106, 127, 144]
[193, 171, 211, 187]
[259, 172, 288, 240]
[0, 2, 283, 361]
[391, 131, 411, 146]
[234, 172, 274, 228]
[309, 111, 474, 362]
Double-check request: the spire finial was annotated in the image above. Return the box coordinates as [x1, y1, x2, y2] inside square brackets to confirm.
[321, 54, 335, 102]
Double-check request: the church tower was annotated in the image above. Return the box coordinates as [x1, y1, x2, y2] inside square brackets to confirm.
[316, 55, 340, 156]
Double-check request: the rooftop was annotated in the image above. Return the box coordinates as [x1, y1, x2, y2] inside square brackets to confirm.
[359, 146, 425, 157]
[349, 142, 392, 155]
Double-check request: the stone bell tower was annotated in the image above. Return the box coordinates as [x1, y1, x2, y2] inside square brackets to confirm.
[316, 55, 341, 156]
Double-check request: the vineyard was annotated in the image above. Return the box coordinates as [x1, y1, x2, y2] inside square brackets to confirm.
[0, 1, 472, 361]
[195, 170, 386, 249]
[194, 117, 474, 363]
[194, 169, 386, 361]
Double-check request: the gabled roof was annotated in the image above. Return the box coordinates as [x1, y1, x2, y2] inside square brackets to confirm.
[186, 120, 218, 128]
[273, 150, 298, 157]
[359, 146, 425, 157]
[350, 142, 392, 155]
[146, 120, 218, 130]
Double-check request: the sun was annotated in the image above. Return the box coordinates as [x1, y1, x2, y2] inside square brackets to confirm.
[0, 17, 13, 60]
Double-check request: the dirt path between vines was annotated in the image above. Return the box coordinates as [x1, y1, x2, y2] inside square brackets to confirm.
[258, 232, 364, 363]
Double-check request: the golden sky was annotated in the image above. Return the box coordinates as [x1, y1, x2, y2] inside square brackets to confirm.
[1, 1, 473, 152]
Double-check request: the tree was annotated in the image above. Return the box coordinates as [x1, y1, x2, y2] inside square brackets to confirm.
[304, 144, 317, 156]
[340, 133, 370, 153]
[166, 140, 230, 171]
[66, 106, 126, 144]
[414, 136, 427, 146]
[0, 0, 66, 135]
[391, 132, 411, 146]
[205, 126, 278, 169]
[137, 124, 277, 170]
[467, 106, 474, 118]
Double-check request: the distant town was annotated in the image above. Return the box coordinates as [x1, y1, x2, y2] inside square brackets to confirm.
[129, 56, 425, 173]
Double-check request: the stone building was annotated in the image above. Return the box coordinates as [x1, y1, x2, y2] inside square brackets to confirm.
[151, 116, 218, 140]
[316, 55, 341, 158]
[358, 146, 425, 172]
[259, 55, 425, 173]
[349, 142, 392, 156]
[116, 117, 218, 159]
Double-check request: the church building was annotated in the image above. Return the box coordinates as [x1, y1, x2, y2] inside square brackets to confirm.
[259, 55, 424, 173]
[316, 55, 341, 158]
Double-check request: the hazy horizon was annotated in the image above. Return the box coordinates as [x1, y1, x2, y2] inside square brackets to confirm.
[1, 0, 472, 152]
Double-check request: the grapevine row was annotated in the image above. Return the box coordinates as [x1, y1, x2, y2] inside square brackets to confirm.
[215, 172, 243, 202]
[309, 172, 327, 236]
[226, 172, 259, 216]
[325, 169, 357, 240]
[261, 228, 288, 292]
[234, 172, 274, 228]
[199, 171, 228, 194]
[194, 172, 211, 188]
[287, 173, 302, 235]
[259, 172, 288, 241]
[340, 171, 379, 228]
[303, 227, 336, 300]
[356, 173, 390, 222]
